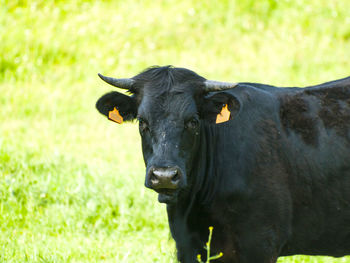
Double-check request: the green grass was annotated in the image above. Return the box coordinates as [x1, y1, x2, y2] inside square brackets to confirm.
[1, 0, 350, 262]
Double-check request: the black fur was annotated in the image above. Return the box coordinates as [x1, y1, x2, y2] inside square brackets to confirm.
[96, 66, 350, 263]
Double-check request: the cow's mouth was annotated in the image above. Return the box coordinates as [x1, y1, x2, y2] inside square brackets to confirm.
[155, 188, 177, 203]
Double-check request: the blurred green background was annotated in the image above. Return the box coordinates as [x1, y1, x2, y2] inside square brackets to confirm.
[1, 0, 350, 262]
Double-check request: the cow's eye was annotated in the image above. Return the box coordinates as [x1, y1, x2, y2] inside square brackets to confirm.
[138, 118, 149, 132]
[186, 118, 199, 129]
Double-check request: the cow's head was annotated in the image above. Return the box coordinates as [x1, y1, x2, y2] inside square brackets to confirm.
[96, 66, 239, 203]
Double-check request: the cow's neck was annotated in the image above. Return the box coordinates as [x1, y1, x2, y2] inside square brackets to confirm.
[166, 123, 229, 260]
[173, 123, 220, 208]
[169, 125, 220, 208]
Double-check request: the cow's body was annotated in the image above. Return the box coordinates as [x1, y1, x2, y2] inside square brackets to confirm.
[96, 67, 350, 262]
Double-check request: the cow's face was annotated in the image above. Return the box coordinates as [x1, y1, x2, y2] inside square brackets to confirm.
[137, 85, 202, 203]
[96, 67, 239, 203]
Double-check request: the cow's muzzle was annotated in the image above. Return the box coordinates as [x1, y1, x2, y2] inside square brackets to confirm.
[147, 166, 181, 190]
[146, 166, 184, 203]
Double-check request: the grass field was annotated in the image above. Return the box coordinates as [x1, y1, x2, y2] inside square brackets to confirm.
[1, 0, 350, 262]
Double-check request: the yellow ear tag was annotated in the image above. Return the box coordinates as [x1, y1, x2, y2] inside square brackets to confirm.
[108, 107, 123, 124]
[216, 104, 231, 124]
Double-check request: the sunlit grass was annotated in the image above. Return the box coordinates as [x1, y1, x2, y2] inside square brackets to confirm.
[1, 0, 350, 262]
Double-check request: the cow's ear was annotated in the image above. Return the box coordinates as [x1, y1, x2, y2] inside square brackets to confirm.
[96, 91, 137, 123]
[200, 92, 240, 124]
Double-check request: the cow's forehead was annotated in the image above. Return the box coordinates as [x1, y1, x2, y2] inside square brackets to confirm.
[138, 89, 197, 121]
[133, 66, 205, 121]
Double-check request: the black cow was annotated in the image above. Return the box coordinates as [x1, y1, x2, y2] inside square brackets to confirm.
[96, 66, 350, 263]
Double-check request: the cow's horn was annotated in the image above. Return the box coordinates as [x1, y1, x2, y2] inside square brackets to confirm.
[204, 80, 238, 92]
[98, 73, 135, 89]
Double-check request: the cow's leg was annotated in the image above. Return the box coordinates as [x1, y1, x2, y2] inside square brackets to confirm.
[238, 252, 278, 263]
[176, 227, 282, 263]
[234, 226, 284, 263]
[176, 247, 199, 263]
[174, 232, 204, 263]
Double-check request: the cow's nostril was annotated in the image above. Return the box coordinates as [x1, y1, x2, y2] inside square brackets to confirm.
[171, 171, 180, 183]
[150, 172, 159, 185]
